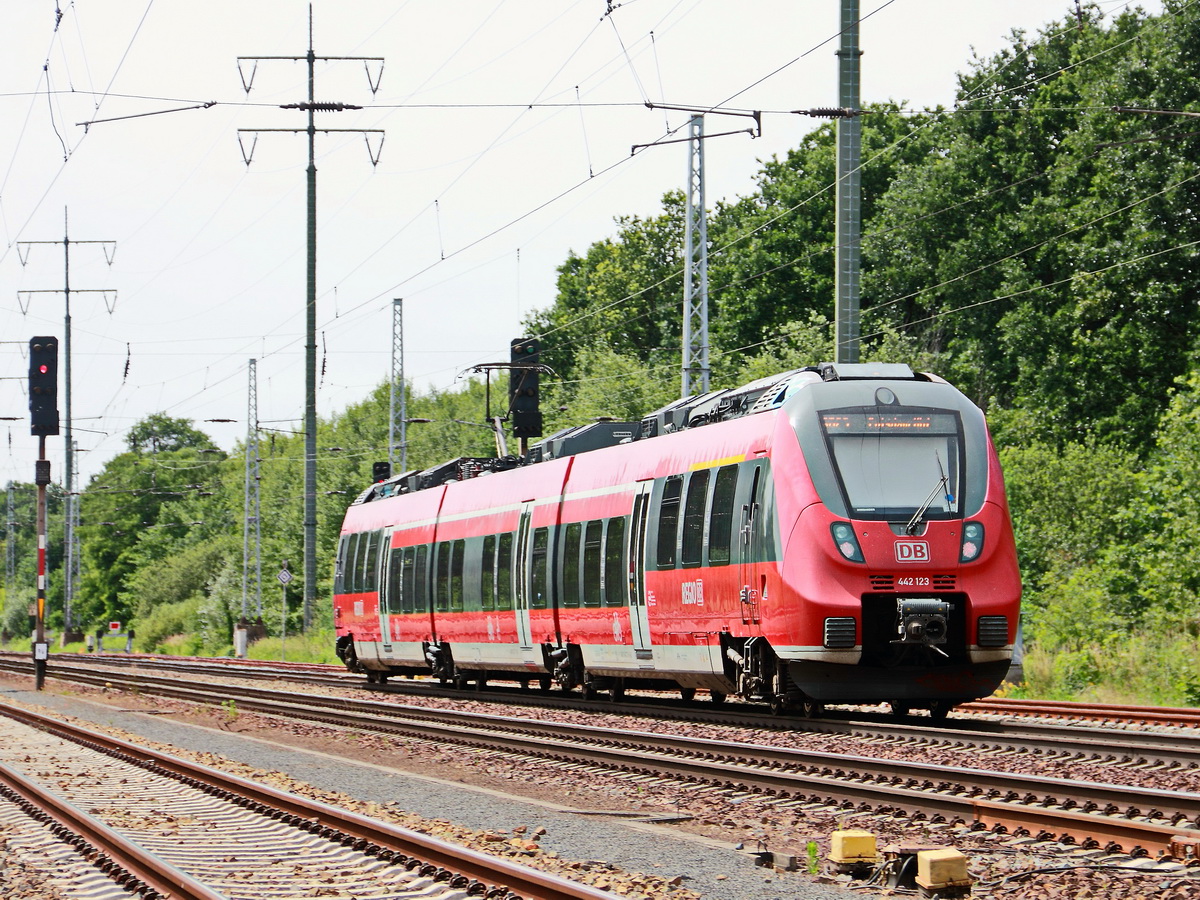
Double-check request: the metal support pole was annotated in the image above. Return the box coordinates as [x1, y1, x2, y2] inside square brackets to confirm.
[302, 10, 318, 633]
[389, 299, 406, 473]
[242, 360, 261, 621]
[6, 482, 16, 599]
[16, 209, 115, 634]
[682, 115, 709, 398]
[237, 5, 384, 630]
[834, 0, 863, 364]
[65, 442, 80, 633]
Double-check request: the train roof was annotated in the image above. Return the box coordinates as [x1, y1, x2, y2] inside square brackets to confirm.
[353, 362, 932, 505]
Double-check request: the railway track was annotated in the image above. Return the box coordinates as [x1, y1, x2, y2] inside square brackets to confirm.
[37, 651, 1200, 733]
[12, 652, 1199, 752]
[961, 696, 1200, 729]
[0, 702, 619, 900]
[5, 653, 1198, 769]
[5, 655, 1199, 861]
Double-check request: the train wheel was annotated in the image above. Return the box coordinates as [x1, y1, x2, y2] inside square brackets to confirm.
[769, 695, 789, 716]
[929, 701, 953, 721]
[610, 681, 626, 702]
[452, 672, 469, 691]
[679, 688, 696, 702]
[474, 673, 488, 691]
[365, 671, 379, 685]
[709, 691, 727, 706]
[800, 698, 824, 719]
[538, 676, 552, 692]
[890, 702, 911, 719]
[581, 679, 597, 701]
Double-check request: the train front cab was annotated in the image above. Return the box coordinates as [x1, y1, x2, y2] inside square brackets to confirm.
[770, 371, 1021, 715]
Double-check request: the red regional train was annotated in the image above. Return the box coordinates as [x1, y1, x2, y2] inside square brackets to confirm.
[333, 362, 1021, 717]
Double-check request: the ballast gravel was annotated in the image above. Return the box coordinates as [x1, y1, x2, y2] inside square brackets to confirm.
[0, 682, 875, 900]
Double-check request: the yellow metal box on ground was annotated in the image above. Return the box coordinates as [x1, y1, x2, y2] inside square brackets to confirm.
[829, 829, 879, 863]
[916, 848, 971, 893]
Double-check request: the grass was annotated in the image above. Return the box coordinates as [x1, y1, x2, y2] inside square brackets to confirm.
[0, 627, 341, 665]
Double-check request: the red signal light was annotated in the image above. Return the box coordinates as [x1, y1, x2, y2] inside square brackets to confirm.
[38, 364, 48, 374]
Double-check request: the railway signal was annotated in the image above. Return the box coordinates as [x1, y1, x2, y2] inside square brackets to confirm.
[28, 336, 60, 436]
[509, 338, 542, 439]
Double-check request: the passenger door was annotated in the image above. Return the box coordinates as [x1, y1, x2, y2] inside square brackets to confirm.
[378, 530, 395, 646]
[514, 502, 536, 651]
[738, 465, 763, 625]
[627, 482, 653, 653]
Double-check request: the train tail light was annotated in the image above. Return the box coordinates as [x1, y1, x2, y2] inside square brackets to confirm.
[830, 522, 864, 563]
[960, 522, 985, 562]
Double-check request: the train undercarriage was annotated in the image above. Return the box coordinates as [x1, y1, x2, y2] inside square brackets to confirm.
[335, 628, 999, 719]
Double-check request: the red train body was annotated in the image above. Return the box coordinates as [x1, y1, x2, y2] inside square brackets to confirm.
[333, 363, 1021, 716]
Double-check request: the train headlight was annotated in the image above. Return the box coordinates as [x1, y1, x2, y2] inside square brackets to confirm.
[960, 521, 985, 562]
[830, 522, 864, 563]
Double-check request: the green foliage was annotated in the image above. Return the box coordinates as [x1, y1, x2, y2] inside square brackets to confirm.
[2, 483, 64, 634]
[77, 414, 225, 627]
[1021, 633, 1200, 707]
[135, 596, 205, 653]
[125, 537, 236, 618]
[246, 628, 341, 664]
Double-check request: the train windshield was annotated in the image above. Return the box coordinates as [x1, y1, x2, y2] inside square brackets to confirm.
[818, 409, 963, 521]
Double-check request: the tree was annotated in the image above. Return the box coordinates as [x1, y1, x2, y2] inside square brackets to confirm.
[77, 414, 224, 627]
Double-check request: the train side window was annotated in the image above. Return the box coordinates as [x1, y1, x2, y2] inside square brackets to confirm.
[363, 530, 382, 593]
[602, 517, 625, 607]
[681, 470, 710, 568]
[531, 527, 549, 609]
[583, 520, 603, 607]
[496, 532, 514, 611]
[656, 476, 683, 569]
[334, 535, 349, 594]
[355, 532, 371, 593]
[435, 542, 450, 612]
[481, 535, 496, 611]
[708, 465, 739, 566]
[343, 533, 360, 593]
[562, 523, 582, 609]
[386, 546, 404, 615]
[414, 545, 429, 613]
[449, 539, 465, 612]
[400, 547, 416, 614]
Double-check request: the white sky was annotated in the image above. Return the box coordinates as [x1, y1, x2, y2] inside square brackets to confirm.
[0, 0, 1163, 486]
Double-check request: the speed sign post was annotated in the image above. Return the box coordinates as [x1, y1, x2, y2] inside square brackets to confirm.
[278, 561, 292, 660]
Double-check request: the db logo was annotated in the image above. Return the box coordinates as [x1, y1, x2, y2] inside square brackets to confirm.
[895, 541, 930, 563]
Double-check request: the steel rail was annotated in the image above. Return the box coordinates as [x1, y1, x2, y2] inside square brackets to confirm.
[966, 697, 1200, 728]
[0, 703, 620, 900]
[7, 661, 1200, 857]
[32, 662, 1200, 806]
[6, 654, 1199, 765]
[9, 651, 1200, 776]
[0, 758, 226, 900]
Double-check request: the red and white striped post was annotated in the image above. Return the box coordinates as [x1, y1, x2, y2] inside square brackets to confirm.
[33, 440, 50, 690]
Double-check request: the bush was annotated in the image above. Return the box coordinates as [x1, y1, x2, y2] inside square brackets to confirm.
[134, 597, 204, 653]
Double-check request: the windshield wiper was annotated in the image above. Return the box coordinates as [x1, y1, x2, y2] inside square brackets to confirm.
[904, 451, 954, 535]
